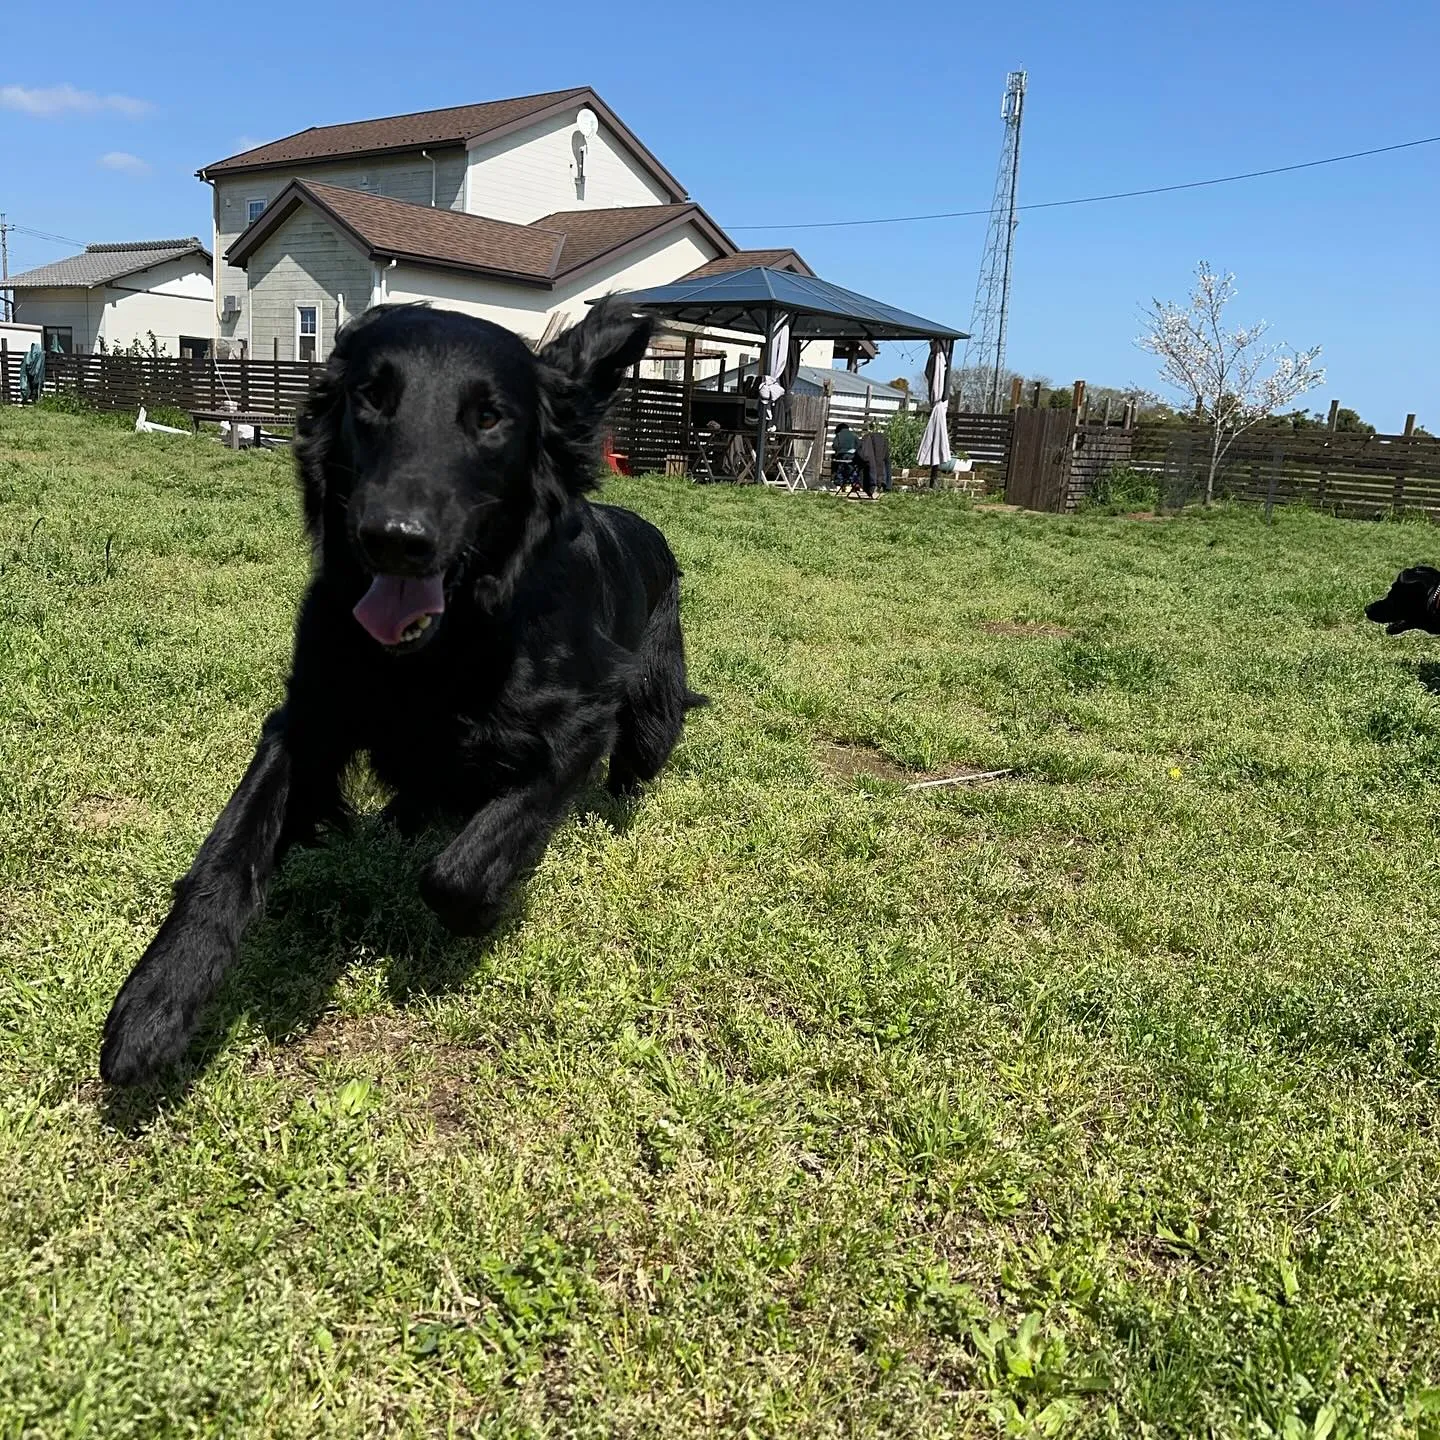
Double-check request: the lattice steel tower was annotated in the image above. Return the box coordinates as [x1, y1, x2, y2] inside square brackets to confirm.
[958, 71, 1027, 413]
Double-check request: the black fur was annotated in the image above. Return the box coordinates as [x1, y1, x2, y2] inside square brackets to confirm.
[100, 301, 705, 1085]
[1365, 566, 1440, 636]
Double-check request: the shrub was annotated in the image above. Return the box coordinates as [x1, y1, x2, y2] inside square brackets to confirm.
[885, 411, 927, 470]
[1085, 464, 1159, 512]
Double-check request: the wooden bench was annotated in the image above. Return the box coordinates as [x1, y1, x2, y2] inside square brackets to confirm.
[189, 408, 296, 450]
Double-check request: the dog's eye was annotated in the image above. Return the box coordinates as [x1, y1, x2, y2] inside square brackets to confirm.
[476, 410, 500, 431]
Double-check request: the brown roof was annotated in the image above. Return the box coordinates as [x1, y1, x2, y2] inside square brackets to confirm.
[198, 88, 689, 201]
[226, 182, 736, 287]
[684, 248, 814, 279]
[201, 89, 586, 176]
[533, 204, 734, 276]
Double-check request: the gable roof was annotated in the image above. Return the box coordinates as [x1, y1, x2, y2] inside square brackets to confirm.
[198, 87, 688, 200]
[530, 204, 734, 275]
[684, 248, 814, 279]
[2, 238, 211, 290]
[226, 181, 733, 288]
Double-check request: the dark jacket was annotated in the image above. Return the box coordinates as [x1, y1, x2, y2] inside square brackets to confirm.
[857, 430, 891, 491]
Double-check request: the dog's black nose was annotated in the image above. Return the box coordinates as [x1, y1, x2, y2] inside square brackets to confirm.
[357, 512, 439, 574]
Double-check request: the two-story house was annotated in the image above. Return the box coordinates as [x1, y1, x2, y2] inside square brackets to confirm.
[199, 86, 833, 376]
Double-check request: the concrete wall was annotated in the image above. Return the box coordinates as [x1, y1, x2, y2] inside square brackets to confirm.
[465, 111, 673, 224]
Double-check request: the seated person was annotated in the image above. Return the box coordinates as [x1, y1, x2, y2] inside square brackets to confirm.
[833, 424, 860, 492]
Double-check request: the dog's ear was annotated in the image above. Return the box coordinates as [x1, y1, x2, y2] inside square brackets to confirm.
[539, 299, 653, 403]
[293, 307, 394, 543]
[535, 300, 654, 494]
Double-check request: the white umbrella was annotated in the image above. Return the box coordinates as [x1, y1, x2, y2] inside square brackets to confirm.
[917, 338, 954, 468]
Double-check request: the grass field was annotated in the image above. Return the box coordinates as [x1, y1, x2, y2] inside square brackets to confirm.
[3, 407, 1440, 1438]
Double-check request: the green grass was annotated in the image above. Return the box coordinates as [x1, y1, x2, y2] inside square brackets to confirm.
[3, 407, 1440, 1438]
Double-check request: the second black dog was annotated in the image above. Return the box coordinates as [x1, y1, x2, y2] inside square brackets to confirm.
[1365, 565, 1440, 635]
[101, 300, 705, 1085]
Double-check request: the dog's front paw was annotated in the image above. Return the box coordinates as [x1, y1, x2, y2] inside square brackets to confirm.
[99, 926, 220, 1085]
[100, 973, 190, 1086]
[418, 862, 502, 937]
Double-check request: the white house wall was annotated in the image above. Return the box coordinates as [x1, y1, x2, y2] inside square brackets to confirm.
[385, 224, 720, 343]
[12, 288, 103, 352]
[465, 112, 672, 225]
[101, 255, 214, 352]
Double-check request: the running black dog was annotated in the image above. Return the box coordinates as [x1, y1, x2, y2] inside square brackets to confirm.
[1365, 565, 1440, 635]
[101, 301, 705, 1085]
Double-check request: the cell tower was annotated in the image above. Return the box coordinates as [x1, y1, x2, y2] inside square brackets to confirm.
[958, 71, 1027, 413]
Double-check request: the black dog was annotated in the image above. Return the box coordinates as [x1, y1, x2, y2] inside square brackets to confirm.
[100, 301, 705, 1085]
[1365, 566, 1440, 635]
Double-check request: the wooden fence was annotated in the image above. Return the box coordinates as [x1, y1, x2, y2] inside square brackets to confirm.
[0, 344, 322, 415]
[1131, 424, 1440, 518]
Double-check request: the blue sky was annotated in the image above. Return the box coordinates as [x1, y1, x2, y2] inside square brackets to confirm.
[4, 0, 1436, 427]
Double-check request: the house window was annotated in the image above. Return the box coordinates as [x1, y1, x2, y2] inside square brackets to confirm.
[43, 326, 73, 354]
[661, 358, 682, 383]
[179, 336, 211, 362]
[296, 306, 318, 361]
[247, 197, 266, 225]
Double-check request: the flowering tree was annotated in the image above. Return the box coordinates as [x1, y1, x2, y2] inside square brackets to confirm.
[1138, 262, 1324, 504]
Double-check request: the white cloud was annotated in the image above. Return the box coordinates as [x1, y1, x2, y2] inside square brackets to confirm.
[1, 83, 152, 118]
[99, 151, 151, 176]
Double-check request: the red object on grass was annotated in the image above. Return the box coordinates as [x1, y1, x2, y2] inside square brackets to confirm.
[603, 435, 631, 476]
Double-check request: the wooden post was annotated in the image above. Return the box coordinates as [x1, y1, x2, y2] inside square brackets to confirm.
[629, 359, 640, 469]
[1031, 381, 1041, 409]
[1072, 380, 1086, 411]
[1102, 397, 1112, 426]
[240, 353, 250, 411]
[863, 385, 872, 426]
[681, 334, 695, 461]
[1009, 375, 1023, 411]
[1394, 414, 1417, 513]
[0, 339, 7, 404]
[1327, 398, 1340, 432]
[208, 357, 216, 410]
[273, 338, 280, 412]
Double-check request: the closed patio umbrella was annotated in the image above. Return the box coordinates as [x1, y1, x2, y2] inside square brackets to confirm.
[916, 338, 954, 471]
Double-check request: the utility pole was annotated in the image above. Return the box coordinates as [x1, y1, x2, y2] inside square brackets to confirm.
[1, 214, 10, 323]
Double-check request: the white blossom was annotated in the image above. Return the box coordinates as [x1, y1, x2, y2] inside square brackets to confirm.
[1137, 263, 1324, 503]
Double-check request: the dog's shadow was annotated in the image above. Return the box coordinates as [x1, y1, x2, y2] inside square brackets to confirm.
[1409, 660, 1440, 696]
[102, 783, 636, 1132]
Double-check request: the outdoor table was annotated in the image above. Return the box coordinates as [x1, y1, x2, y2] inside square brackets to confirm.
[765, 429, 817, 491]
[189, 408, 296, 450]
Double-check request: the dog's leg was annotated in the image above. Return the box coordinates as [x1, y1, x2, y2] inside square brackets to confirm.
[608, 577, 706, 797]
[100, 708, 346, 1085]
[419, 730, 611, 936]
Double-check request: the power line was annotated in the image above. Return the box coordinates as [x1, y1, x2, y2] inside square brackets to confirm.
[10, 222, 86, 248]
[728, 132, 1440, 231]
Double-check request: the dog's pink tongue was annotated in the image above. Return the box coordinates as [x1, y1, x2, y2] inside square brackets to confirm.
[353, 574, 445, 646]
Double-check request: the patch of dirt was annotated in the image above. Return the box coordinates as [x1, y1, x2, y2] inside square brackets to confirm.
[980, 620, 1074, 639]
[70, 794, 152, 831]
[817, 742, 921, 785]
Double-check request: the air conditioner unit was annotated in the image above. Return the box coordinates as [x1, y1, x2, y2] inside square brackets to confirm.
[221, 294, 241, 317]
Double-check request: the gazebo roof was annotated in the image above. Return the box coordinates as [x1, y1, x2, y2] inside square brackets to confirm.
[611, 266, 967, 344]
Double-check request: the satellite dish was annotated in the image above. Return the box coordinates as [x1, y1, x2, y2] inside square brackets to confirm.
[576, 107, 599, 139]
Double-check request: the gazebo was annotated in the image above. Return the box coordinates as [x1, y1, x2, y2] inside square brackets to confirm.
[609, 266, 968, 484]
